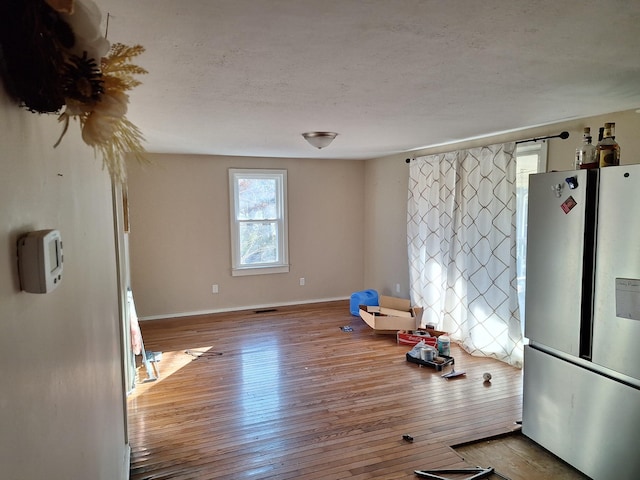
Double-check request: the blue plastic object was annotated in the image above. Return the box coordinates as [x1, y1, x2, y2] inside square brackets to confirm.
[350, 289, 379, 316]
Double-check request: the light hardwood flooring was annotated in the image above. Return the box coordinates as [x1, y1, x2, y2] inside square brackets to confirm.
[128, 300, 579, 479]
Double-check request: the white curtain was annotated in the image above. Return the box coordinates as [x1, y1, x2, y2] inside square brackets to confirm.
[407, 143, 523, 367]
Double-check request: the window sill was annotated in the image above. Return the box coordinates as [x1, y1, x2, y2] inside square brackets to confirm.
[231, 265, 290, 277]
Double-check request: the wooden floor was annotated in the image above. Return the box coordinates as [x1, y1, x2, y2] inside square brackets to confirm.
[127, 301, 529, 479]
[455, 432, 588, 480]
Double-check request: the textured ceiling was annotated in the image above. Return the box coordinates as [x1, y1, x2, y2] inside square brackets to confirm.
[99, 0, 640, 159]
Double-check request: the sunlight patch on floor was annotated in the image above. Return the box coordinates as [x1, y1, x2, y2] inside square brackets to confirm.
[128, 346, 217, 398]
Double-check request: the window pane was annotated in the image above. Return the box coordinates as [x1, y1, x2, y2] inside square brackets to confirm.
[515, 143, 546, 333]
[237, 178, 277, 220]
[239, 221, 278, 265]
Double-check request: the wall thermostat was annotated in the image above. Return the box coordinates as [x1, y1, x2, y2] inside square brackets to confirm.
[17, 229, 64, 293]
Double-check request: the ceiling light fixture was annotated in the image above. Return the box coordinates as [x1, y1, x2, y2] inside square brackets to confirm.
[302, 131, 338, 149]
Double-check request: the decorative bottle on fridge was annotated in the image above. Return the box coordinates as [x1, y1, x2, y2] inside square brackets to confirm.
[597, 122, 620, 167]
[575, 127, 597, 170]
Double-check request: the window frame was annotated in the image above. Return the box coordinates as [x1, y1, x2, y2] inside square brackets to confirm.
[515, 142, 548, 173]
[515, 141, 548, 332]
[228, 168, 289, 276]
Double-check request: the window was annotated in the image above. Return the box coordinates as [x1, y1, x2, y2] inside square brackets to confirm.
[515, 142, 547, 328]
[229, 169, 289, 276]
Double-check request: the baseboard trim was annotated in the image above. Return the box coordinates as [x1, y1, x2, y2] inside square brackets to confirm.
[138, 296, 349, 321]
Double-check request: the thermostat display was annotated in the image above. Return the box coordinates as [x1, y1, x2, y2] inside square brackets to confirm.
[17, 229, 63, 293]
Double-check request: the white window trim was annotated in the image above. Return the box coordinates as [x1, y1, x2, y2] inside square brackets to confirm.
[229, 168, 289, 277]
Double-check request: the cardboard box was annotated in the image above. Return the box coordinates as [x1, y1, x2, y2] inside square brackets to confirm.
[359, 295, 423, 333]
[396, 329, 447, 346]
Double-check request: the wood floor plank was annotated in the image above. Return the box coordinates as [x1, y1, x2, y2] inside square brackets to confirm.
[128, 301, 537, 479]
[455, 432, 589, 480]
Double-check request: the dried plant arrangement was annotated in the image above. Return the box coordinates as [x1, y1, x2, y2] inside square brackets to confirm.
[0, 0, 147, 182]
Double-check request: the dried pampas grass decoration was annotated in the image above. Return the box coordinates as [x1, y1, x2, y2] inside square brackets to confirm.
[0, 0, 149, 184]
[57, 42, 148, 183]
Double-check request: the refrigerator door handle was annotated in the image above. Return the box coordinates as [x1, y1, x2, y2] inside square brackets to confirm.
[578, 169, 598, 361]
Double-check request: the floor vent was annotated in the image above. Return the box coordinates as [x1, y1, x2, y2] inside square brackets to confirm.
[254, 308, 278, 314]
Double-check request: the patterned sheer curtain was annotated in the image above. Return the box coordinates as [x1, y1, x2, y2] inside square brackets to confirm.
[407, 143, 523, 367]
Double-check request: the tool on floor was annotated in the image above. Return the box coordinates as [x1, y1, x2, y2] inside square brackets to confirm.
[414, 466, 511, 480]
[185, 349, 223, 359]
[441, 366, 466, 379]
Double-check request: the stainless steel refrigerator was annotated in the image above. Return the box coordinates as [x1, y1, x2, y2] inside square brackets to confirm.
[522, 164, 640, 480]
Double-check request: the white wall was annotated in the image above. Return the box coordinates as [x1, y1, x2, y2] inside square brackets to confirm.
[0, 91, 128, 479]
[364, 108, 640, 300]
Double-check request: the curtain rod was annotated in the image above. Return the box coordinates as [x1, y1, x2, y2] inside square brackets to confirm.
[405, 131, 570, 163]
[515, 131, 569, 144]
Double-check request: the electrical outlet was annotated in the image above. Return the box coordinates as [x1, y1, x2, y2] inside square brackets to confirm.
[212, 284, 219, 294]
[299, 277, 305, 286]
[396, 283, 401, 293]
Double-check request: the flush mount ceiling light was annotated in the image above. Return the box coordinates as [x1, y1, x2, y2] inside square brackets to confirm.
[302, 131, 338, 149]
